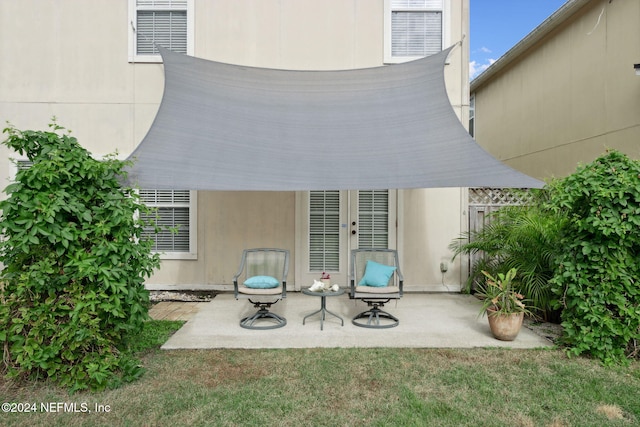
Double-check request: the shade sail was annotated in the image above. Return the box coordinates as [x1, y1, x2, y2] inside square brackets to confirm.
[126, 46, 543, 190]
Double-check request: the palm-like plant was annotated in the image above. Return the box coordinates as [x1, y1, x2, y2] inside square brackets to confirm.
[450, 195, 565, 318]
[477, 268, 534, 317]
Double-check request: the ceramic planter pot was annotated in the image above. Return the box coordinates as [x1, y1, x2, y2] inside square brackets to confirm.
[486, 308, 524, 341]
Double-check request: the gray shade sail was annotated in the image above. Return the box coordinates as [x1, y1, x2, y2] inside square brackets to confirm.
[126, 47, 543, 190]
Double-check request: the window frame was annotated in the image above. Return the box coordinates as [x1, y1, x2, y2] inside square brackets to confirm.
[128, 0, 194, 63]
[357, 190, 390, 249]
[138, 189, 198, 260]
[8, 160, 198, 260]
[308, 190, 341, 272]
[9, 158, 33, 178]
[384, 0, 450, 64]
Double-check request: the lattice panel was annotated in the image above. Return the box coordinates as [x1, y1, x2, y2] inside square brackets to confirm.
[469, 188, 533, 206]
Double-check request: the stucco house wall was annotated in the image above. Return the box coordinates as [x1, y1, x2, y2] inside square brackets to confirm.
[470, 0, 640, 180]
[0, 0, 471, 292]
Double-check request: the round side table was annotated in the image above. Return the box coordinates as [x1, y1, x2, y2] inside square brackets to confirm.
[302, 288, 345, 330]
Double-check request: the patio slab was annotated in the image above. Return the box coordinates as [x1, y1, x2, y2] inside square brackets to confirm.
[149, 301, 202, 321]
[161, 292, 553, 350]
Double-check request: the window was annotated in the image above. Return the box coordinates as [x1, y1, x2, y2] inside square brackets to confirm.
[9, 162, 198, 259]
[358, 190, 389, 249]
[309, 191, 340, 272]
[16, 160, 33, 172]
[128, 0, 194, 62]
[385, 0, 446, 63]
[139, 189, 197, 259]
[7, 159, 33, 186]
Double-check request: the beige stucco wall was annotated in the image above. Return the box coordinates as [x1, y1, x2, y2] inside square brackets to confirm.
[472, 0, 640, 179]
[149, 191, 296, 287]
[0, 0, 470, 290]
[400, 188, 465, 292]
[195, 0, 384, 70]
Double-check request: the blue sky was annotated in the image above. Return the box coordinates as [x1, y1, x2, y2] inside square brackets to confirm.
[470, 0, 569, 79]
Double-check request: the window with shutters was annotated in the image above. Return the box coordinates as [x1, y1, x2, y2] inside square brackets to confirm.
[128, 0, 194, 62]
[309, 191, 340, 272]
[9, 162, 197, 259]
[16, 160, 33, 172]
[358, 190, 389, 249]
[139, 189, 197, 259]
[7, 159, 34, 184]
[384, 0, 445, 63]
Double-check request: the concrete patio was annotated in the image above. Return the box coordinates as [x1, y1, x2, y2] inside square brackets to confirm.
[156, 292, 554, 350]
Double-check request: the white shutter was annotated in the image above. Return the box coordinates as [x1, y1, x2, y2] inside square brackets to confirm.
[145, 207, 190, 251]
[358, 190, 389, 249]
[140, 189, 191, 252]
[17, 160, 33, 171]
[391, 0, 442, 8]
[135, 0, 188, 55]
[392, 11, 442, 57]
[137, 11, 187, 54]
[388, 0, 443, 59]
[139, 189, 189, 204]
[137, 0, 187, 8]
[309, 191, 340, 271]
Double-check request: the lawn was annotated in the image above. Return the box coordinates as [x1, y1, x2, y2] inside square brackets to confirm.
[2, 321, 639, 427]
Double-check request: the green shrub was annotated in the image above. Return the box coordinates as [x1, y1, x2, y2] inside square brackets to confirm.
[450, 193, 564, 317]
[0, 122, 161, 391]
[548, 150, 640, 365]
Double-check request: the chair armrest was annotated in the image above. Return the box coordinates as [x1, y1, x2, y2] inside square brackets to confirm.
[349, 279, 356, 299]
[281, 281, 287, 299]
[395, 264, 404, 297]
[232, 256, 245, 300]
[233, 279, 239, 299]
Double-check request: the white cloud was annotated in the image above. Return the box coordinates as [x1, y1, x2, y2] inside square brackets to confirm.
[469, 58, 496, 80]
[471, 46, 492, 55]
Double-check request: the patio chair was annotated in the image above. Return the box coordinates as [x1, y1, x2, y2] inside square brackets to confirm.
[349, 248, 403, 328]
[233, 248, 289, 330]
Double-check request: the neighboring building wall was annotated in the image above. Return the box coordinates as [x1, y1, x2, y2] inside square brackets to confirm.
[0, 0, 470, 291]
[471, 0, 640, 180]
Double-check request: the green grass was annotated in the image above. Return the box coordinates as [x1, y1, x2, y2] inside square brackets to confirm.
[2, 321, 639, 426]
[124, 320, 186, 354]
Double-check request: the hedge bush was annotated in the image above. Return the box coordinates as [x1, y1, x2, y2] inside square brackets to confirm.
[549, 150, 640, 364]
[0, 123, 160, 391]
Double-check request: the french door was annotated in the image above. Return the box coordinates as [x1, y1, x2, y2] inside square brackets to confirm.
[295, 190, 397, 290]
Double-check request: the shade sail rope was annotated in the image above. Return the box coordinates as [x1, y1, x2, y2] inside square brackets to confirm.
[126, 46, 543, 190]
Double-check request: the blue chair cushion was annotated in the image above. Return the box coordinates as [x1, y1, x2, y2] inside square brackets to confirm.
[244, 275, 280, 289]
[358, 260, 396, 287]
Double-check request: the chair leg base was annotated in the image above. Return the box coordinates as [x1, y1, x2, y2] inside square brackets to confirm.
[352, 307, 399, 329]
[240, 308, 287, 330]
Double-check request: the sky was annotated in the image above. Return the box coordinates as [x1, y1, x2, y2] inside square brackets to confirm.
[470, 0, 569, 79]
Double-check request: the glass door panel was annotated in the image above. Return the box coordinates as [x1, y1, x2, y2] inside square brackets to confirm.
[296, 190, 396, 290]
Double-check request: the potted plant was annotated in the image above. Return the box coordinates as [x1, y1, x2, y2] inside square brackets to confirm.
[320, 272, 331, 287]
[477, 268, 534, 341]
